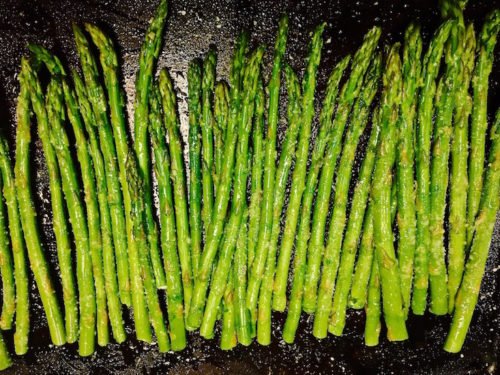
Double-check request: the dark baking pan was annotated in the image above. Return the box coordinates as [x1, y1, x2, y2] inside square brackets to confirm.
[0, 0, 498, 373]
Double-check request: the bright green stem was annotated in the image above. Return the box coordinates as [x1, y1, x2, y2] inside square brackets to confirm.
[364, 257, 381, 346]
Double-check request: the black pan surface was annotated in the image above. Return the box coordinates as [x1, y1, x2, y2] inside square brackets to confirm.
[0, 0, 499, 373]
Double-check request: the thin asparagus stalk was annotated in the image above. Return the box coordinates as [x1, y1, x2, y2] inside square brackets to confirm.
[85, 23, 133, 306]
[273, 54, 349, 312]
[448, 24, 476, 313]
[149, 85, 187, 351]
[304, 26, 381, 313]
[214, 81, 230, 188]
[220, 269, 237, 350]
[133, 0, 169, 288]
[188, 33, 249, 330]
[158, 69, 193, 322]
[17, 58, 66, 347]
[200, 47, 265, 340]
[395, 24, 422, 317]
[46, 79, 100, 349]
[466, 10, 500, 247]
[314, 54, 382, 338]
[428, 23, 462, 315]
[444, 108, 500, 353]
[257, 64, 300, 344]
[246, 16, 289, 313]
[188, 60, 203, 280]
[247, 78, 265, 269]
[63, 79, 126, 343]
[126, 152, 170, 352]
[0, 135, 29, 354]
[73, 25, 131, 317]
[364, 257, 381, 346]
[413, 20, 454, 315]
[371, 44, 407, 342]
[0, 332, 11, 371]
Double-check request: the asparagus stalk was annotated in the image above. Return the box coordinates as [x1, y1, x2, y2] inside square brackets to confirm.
[17, 58, 66, 347]
[73, 25, 131, 315]
[448, 24, 476, 312]
[371, 44, 407, 341]
[364, 257, 381, 346]
[0, 135, 29, 354]
[303, 26, 381, 313]
[220, 269, 237, 350]
[187, 60, 204, 280]
[200, 47, 265, 340]
[444, 108, 500, 353]
[188, 33, 249, 330]
[314, 54, 382, 338]
[246, 16, 289, 313]
[413, 20, 454, 315]
[133, 0, 169, 288]
[257, 64, 300, 344]
[85, 23, 133, 306]
[270, 24, 334, 311]
[149, 85, 187, 351]
[466, 10, 500, 247]
[158, 69, 193, 321]
[395, 24, 421, 317]
[213, 81, 230, 187]
[0, 332, 11, 371]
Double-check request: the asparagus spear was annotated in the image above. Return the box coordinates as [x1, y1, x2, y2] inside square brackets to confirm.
[413, 20, 454, 315]
[428, 23, 462, 315]
[158, 69, 193, 321]
[0, 175, 15, 330]
[126, 152, 170, 352]
[303, 26, 381, 313]
[314, 54, 382, 338]
[246, 16, 289, 313]
[85, 23, 133, 306]
[46, 79, 100, 350]
[188, 33, 249, 330]
[133, 0, 169, 288]
[273, 54, 349, 312]
[247, 78, 265, 269]
[448, 24, 476, 312]
[17, 58, 66, 347]
[63, 79, 126, 343]
[0, 135, 29, 354]
[73, 25, 131, 313]
[200, 47, 265, 340]
[0, 332, 11, 371]
[371, 44, 407, 341]
[364, 257, 381, 346]
[444, 108, 500, 353]
[395, 24, 421, 317]
[214, 81, 230, 187]
[188, 60, 203, 280]
[466, 10, 500, 248]
[220, 269, 237, 350]
[256, 64, 300, 344]
[149, 85, 187, 351]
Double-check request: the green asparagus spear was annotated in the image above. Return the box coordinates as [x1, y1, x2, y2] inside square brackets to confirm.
[16, 58, 66, 347]
[413, 20, 454, 315]
[371, 44, 407, 341]
[257, 64, 301, 344]
[428, 23, 462, 315]
[214, 81, 230, 187]
[73, 25, 131, 314]
[200, 47, 265, 340]
[364, 257, 381, 346]
[448, 24, 476, 313]
[85, 23, 133, 306]
[246, 16, 288, 313]
[220, 269, 237, 350]
[149, 85, 186, 351]
[444, 108, 500, 353]
[126, 152, 170, 352]
[304, 26, 381, 313]
[0, 135, 29, 354]
[158, 69, 193, 322]
[247, 78, 265, 269]
[466, 10, 500, 248]
[314, 54, 382, 338]
[273, 54, 349, 312]
[0, 332, 11, 371]
[133, 0, 169, 288]
[188, 33, 249, 330]
[395, 24, 421, 317]
[188, 60, 203, 280]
